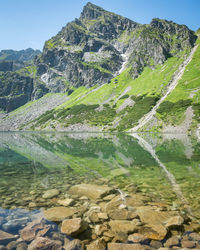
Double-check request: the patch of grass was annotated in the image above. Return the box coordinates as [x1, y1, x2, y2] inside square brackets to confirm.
[117, 95, 159, 130]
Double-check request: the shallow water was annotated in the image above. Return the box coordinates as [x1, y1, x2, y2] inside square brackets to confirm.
[0, 131, 200, 220]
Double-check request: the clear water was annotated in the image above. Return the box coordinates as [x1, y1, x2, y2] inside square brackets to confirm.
[0, 131, 200, 221]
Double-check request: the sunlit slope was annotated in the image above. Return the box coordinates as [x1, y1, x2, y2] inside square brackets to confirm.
[25, 53, 186, 131]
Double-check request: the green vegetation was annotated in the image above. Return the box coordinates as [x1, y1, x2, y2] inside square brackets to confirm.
[117, 95, 159, 130]
[156, 36, 200, 126]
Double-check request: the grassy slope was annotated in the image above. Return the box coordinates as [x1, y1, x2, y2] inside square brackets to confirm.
[26, 52, 185, 131]
[156, 36, 200, 128]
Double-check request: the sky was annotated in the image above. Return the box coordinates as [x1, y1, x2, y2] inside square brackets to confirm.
[0, 0, 199, 51]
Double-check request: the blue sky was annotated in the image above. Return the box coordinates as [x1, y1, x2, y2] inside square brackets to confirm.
[0, 0, 199, 51]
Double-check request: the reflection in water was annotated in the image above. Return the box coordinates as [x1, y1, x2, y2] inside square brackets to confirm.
[0, 132, 200, 219]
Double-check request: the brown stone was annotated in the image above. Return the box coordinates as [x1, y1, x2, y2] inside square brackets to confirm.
[20, 218, 46, 242]
[165, 216, 184, 228]
[42, 189, 60, 199]
[69, 184, 114, 200]
[97, 213, 108, 220]
[28, 237, 61, 250]
[16, 242, 28, 250]
[139, 224, 167, 241]
[86, 239, 106, 250]
[107, 243, 151, 250]
[61, 218, 87, 236]
[57, 198, 74, 206]
[189, 232, 200, 241]
[7, 241, 18, 250]
[126, 194, 149, 207]
[136, 206, 174, 226]
[44, 206, 76, 222]
[0, 230, 17, 244]
[64, 239, 84, 250]
[164, 236, 180, 247]
[181, 240, 196, 248]
[150, 240, 163, 248]
[128, 233, 149, 244]
[109, 220, 138, 234]
[108, 209, 138, 220]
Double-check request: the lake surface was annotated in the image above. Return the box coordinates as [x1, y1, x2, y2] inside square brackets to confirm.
[0, 132, 199, 218]
[0, 132, 200, 247]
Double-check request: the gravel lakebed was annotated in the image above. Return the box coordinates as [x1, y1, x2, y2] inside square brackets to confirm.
[0, 180, 200, 250]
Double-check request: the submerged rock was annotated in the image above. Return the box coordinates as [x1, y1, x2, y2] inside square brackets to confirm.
[42, 189, 60, 199]
[0, 230, 17, 244]
[28, 236, 61, 250]
[69, 184, 114, 200]
[109, 220, 138, 234]
[61, 218, 87, 236]
[44, 207, 76, 222]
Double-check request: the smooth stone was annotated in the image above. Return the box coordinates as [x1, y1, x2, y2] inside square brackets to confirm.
[189, 232, 200, 241]
[150, 240, 163, 248]
[181, 240, 196, 248]
[44, 207, 76, 222]
[107, 243, 150, 250]
[69, 184, 114, 200]
[42, 189, 60, 199]
[165, 216, 184, 228]
[61, 218, 87, 236]
[64, 239, 83, 250]
[28, 237, 61, 250]
[57, 198, 74, 206]
[164, 236, 180, 247]
[108, 209, 137, 220]
[109, 220, 138, 234]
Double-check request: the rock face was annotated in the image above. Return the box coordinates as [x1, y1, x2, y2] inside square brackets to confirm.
[35, 2, 196, 91]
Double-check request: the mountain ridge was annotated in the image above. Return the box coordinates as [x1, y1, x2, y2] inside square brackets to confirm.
[0, 2, 199, 135]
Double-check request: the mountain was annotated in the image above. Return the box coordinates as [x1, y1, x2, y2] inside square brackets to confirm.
[0, 48, 41, 63]
[0, 2, 199, 135]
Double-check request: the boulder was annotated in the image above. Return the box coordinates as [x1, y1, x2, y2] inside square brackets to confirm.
[69, 184, 114, 200]
[44, 207, 76, 222]
[61, 218, 87, 236]
[42, 189, 60, 199]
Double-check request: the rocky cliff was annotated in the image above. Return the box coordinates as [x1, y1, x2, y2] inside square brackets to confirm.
[35, 2, 196, 91]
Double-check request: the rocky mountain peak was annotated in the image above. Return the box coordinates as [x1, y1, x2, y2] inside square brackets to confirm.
[80, 2, 106, 20]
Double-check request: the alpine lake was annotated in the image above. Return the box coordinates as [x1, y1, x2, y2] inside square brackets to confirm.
[0, 131, 200, 249]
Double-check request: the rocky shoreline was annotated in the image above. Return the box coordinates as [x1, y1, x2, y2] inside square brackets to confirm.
[0, 183, 200, 249]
